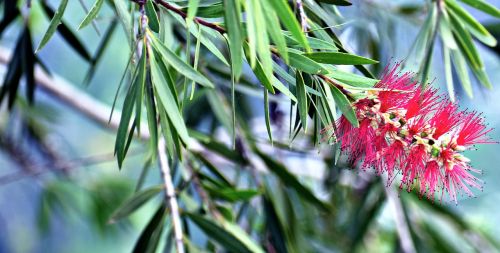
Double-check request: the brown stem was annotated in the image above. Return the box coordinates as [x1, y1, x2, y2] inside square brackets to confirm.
[154, 0, 226, 34]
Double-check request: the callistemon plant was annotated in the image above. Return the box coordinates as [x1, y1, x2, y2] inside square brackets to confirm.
[334, 65, 494, 203]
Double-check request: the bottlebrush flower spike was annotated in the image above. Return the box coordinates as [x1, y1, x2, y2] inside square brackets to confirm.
[329, 65, 495, 203]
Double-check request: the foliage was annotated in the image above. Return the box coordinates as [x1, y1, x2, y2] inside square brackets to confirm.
[0, 0, 499, 252]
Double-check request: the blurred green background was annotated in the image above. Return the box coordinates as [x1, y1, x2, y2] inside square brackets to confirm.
[0, 0, 499, 252]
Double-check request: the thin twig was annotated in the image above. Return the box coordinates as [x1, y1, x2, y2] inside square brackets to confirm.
[153, 0, 226, 34]
[0, 150, 142, 185]
[158, 138, 185, 253]
[382, 174, 416, 253]
[296, 0, 308, 32]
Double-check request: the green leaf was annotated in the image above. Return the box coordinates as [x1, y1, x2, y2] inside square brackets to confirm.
[288, 51, 328, 74]
[295, 71, 309, 131]
[149, 46, 191, 146]
[246, 0, 273, 82]
[271, 77, 297, 102]
[146, 0, 160, 33]
[316, 0, 352, 5]
[439, 10, 458, 50]
[442, 45, 456, 102]
[190, 131, 248, 164]
[262, 1, 288, 63]
[109, 185, 163, 223]
[284, 34, 337, 50]
[264, 89, 273, 143]
[132, 204, 167, 253]
[446, 0, 497, 47]
[224, 0, 243, 79]
[448, 10, 482, 69]
[459, 0, 500, 18]
[186, 213, 265, 253]
[169, 14, 229, 66]
[193, 153, 233, 187]
[329, 84, 358, 127]
[36, 0, 69, 52]
[112, 0, 133, 46]
[471, 67, 493, 89]
[114, 49, 143, 167]
[186, 2, 224, 18]
[249, 56, 275, 93]
[77, 0, 104, 30]
[450, 49, 473, 98]
[324, 67, 378, 87]
[40, 2, 92, 62]
[149, 33, 214, 88]
[303, 52, 378, 65]
[204, 185, 260, 202]
[186, 0, 201, 27]
[256, 151, 331, 212]
[268, 0, 310, 52]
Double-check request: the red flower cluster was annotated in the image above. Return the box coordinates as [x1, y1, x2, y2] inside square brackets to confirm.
[335, 65, 494, 203]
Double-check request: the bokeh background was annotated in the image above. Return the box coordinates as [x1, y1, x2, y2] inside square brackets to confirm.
[0, 0, 499, 252]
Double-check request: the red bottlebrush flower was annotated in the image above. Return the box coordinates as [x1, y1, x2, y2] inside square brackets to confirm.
[400, 144, 428, 191]
[443, 164, 482, 204]
[376, 65, 415, 113]
[328, 64, 494, 203]
[404, 86, 440, 120]
[420, 160, 444, 201]
[455, 111, 494, 146]
[380, 140, 406, 180]
[429, 101, 462, 139]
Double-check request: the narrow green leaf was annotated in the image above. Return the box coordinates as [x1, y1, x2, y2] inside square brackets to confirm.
[169, 14, 229, 65]
[36, 0, 69, 52]
[471, 67, 493, 89]
[109, 185, 163, 223]
[186, 0, 201, 26]
[186, 213, 265, 253]
[132, 204, 167, 253]
[272, 77, 297, 102]
[204, 185, 260, 202]
[439, 10, 458, 50]
[149, 33, 214, 88]
[446, 0, 497, 46]
[115, 73, 139, 167]
[288, 51, 328, 74]
[450, 49, 473, 98]
[40, 2, 92, 61]
[113, 0, 133, 46]
[264, 89, 273, 143]
[448, 11, 482, 69]
[268, 0, 310, 52]
[185, 2, 224, 18]
[329, 84, 358, 127]
[284, 34, 337, 50]
[224, 0, 243, 78]
[134, 45, 148, 134]
[295, 72, 308, 131]
[77, 0, 104, 30]
[303, 52, 378, 65]
[256, 150, 331, 212]
[145, 0, 160, 33]
[324, 67, 378, 87]
[149, 46, 191, 146]
[458, 0, 500, 18]
[193, 153, 233, 187]
[262, 1, 288, 63]
[145, 80, 159, 160]
[442, 45, 456, 102]
[249, 57, 275, 93]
